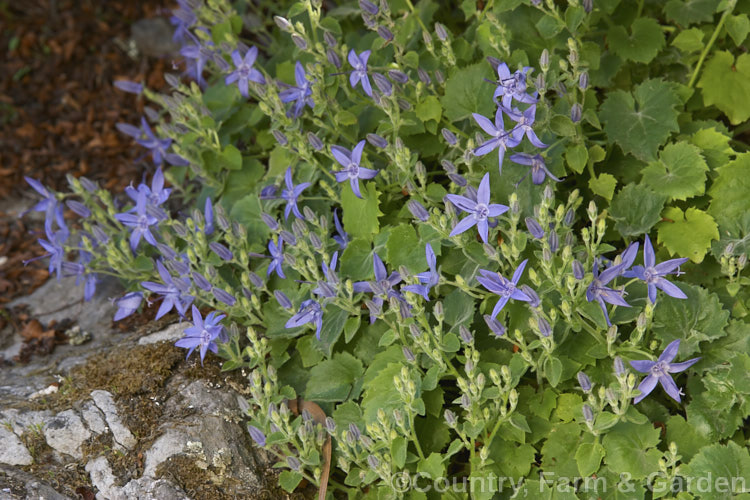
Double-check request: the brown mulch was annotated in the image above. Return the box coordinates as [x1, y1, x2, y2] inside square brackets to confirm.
[0, 0, 170, 305]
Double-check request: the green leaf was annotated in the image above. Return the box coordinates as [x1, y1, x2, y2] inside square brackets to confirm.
[385, 224, 425, 273]
[602, 421, 662, 480]
[708, 153, 750, 229]
[441, 63, 494, 122]
[552, 393, 582, 423]
[664, 415, 711, 462]
[417, 453, 445, 480]
[278, 470, 303, 492]
[335, 109, 358, 126]
[565, 143, 588, 173]
[680, 442, 750, 499]
[297, 335, 324, 367]
[443, 288, 475, 327]
[698, 52, 750, 125]
[489, 441, 537, 479]
[575, 442, 605, 477]
[340, 238, 373, 281]
[641, 142, 708, 200]
[540, 422, 585, 477]
[340, 183, 382, 240]
[589, 173, 617, 200]
[664, 0, 716, 26]
[657, 207, 719, 263]
[391, 437, 407, 468]
[361, 362, 412, 424]
[607, 18, 665, 64]
[268, 146, 294, 178]
[317, 306, 350, 356]
[229, 194, 270, 245]
[690, 126, 734, 170]
[304, 352, 363, 402]
[600, 79, 680, 161]
[651, 283, 729, 357]
[544, 357, 563, 387]
[535, 14, 565, 39]
[727, 13, 750, 45]
[672, 27, 705, 53]
[609, 183, 667, 237]
[415, 95, 442, 124]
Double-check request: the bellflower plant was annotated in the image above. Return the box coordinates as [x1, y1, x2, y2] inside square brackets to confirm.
[22, 0, 747, 496]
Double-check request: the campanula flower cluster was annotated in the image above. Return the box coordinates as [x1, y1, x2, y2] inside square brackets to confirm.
[20, 0, 725, 495]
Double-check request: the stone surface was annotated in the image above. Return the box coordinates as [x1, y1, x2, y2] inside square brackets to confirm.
[130, 18, 179, 57]
[138, 322, 188, 345]
[80, 401, 108, 436]
[0, 428, 32, 466]
[90, 390, 136, 450]
[43, 409, 91, 459]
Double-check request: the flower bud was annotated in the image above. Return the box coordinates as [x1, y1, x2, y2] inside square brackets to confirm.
[577, 372, 592, 392]
[614, 356, 626, 376]
[540, 49, 550, 72]
[326, 48, 342, 68]
[525, 217, 545, 239]
[359, 0, 379, 14]
[435, 22, 448, 41]
[387, 69, 409, 84]
[366, 133, 388, 149]
[459, 325, 474, 344]
[307, 132, 324, 151]
[441, 128, 458, 145]
[484, 314, 506, 337]
[291, 34, 308, 50]
[376, 26, 394, 42]
[324, 31, 337, 47]
[578, 72, 589, 90]
[582, 404, 594, 422]
[570, 103, 582, 123]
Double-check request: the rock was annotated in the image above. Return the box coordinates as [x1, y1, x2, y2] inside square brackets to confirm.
[0, 427, 32, 466]
[80, 401, 108, 436]
[43, 409, 90, 459]
[138, 322, 188, 345]
[85, 457, 123, 500]
[1, 409, 53, 437]
[130, 18, 179, 58]
[142, 429, 187, 478]
[90, 390, 136, 450]
[87, 455, 188, 500]
[0, 465, 74, 499]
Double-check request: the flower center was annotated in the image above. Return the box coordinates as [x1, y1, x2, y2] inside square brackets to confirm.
[200, 328, 211, 346]
[238, 64, 250, 78]
[474, 203, 489, 220]
[347, 164, 360, 178]
[643, 267, 658, 283]
[650, 361, 668, 377]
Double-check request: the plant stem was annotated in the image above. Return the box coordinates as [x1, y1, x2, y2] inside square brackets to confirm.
[687, 1, 736, 88]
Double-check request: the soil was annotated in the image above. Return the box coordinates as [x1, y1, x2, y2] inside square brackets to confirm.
[0, 0, 170, 306]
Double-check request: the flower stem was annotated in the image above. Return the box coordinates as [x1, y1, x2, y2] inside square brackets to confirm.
[687, 1, 736, 88]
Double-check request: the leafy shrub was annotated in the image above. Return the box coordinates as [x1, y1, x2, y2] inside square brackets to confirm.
[25, 0, 750, 497]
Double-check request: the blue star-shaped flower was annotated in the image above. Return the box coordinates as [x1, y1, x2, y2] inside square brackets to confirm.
[446, 173, 508, 244]
[630, 339, 700, 403]
[585, 243, 639, 326]
[348, 49, 373, 97]
[332, 140, 378, 199]
[624, 235, 688, 304]
[279, 61, 314, 118]
[225, 46, 265, 98]
[403, 244, 439, 300]
[477, 259, 533, 319]
[285, 299, 324, 339]
[472, 109, 522, 174]
[280, 167, 311, 220]
[175, 305, 227, 365]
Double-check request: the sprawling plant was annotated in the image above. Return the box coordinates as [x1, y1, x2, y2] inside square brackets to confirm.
[25, 0, 750, 497]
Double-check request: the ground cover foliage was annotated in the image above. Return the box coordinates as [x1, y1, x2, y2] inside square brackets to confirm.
[23, 0, 750, 498]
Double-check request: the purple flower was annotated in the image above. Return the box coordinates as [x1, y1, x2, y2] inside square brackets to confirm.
[247, 425, 266, 447]
[446, 173, 508, 244]
[630, 339, 700, 404]
[266, 237, 286, 279]
[348, 49, 373, 97]
[525, 217, 545, 239]
[114, 190, 159, 251]
[504, 104, 547, 148]
[169, 0, 197, 42]
[141, 260, 194, 319]
[132, 118, 189, 167]
[353, 253, 405, 323]
[175, 305, 227, 364]
[332, 140, 378, 199]
[33, 220, 69, 280]
[493, 63, 537, 108]
[285, 299, 324, 338]
[333, 209, 349, 249]
[280, 167, 311, 220]
[61, 250, 98, 301]
[472, 109, 522, 174]
[126, 168, 172, 208]
[510, 153, 561, 185]
[113, 292, 143, 321]
[225, 46, 265, 98]
[403, 243, 439, 300]
[113, 80, 143, 95]
[279, 61, 314, 118]
[180, 35, 215, 87]
[24, 177, 59, 234]
[624, 235, 688, 304]
[484, 314, 506, 337]
[204, 198, 215, 235]
[586, 243, 639, 326]
[209, 242, 233, 261]
[477, 259, 532, 319]
[313, 251, 339, 298]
